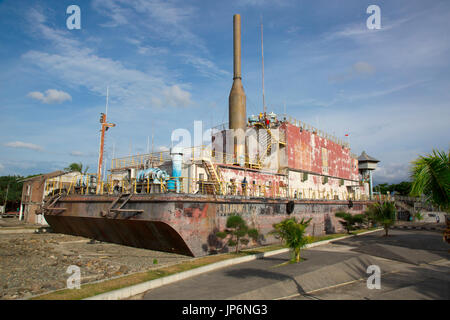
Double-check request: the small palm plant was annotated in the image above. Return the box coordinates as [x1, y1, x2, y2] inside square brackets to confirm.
[414, 211, 424, 221]
[364, 205, 378, 228]
[216, 215, 259, 254]
[270, 217, 312, 263]
[370, 201, 397, 236]
[334, 211, 364, 234]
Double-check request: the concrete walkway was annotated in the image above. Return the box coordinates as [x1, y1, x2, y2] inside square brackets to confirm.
[139, 229, 449, 300]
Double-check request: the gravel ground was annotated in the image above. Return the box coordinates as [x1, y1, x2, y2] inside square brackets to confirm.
[0, 230, 192, 300]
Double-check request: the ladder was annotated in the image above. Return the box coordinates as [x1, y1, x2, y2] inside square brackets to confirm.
[257, 123, 286, 168]
[202, 159, 224, 195]
[42, 194, 66, 214]
[103, 193, 143, 218]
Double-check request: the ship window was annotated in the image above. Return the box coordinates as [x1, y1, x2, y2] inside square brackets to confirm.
[302, 173, 308, 182]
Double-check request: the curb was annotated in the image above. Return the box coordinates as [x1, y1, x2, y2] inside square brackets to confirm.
[85, 228, 383, 300]
[392, 225, 443, 231]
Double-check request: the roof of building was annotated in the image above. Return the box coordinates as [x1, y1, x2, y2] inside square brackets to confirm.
[358, 151, 380, 163]
[19, 170, 66, 183]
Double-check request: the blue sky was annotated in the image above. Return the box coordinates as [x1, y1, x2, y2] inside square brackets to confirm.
[0, 0, 449, 184]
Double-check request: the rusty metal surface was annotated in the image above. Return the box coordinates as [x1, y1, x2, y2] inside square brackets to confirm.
[45, 215, 193, 256]
[285, 123, 359, 180]
[43, 193, 374, 257]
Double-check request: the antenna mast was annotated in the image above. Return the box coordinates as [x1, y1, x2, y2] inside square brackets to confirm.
[97, 87, 115, 191]
[261, 15, 266, 114]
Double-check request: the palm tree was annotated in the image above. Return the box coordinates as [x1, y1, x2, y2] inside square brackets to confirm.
[65, 162, 89, 174]
[271, 217, 312, 263]
[370, 201, 397, 236]
[410, 149, 450, 213]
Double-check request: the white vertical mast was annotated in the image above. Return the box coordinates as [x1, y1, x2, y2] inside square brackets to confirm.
[261, 15, 266, 114]
[105, 86, 109, 116]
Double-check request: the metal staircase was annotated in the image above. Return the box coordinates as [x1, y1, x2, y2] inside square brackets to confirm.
[257, 124, 285, 168]
[202, 158, 224, 195]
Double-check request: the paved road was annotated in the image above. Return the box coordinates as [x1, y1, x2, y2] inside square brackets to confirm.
[140, 229, 450, 300]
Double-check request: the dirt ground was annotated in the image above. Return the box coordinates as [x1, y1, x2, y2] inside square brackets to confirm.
[0, 219, 192, 300]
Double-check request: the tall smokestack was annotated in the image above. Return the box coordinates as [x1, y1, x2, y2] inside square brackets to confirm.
[229, 14, 246, 164]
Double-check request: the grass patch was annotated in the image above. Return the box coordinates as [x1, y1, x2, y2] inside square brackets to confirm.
[309, 233, 348, 242]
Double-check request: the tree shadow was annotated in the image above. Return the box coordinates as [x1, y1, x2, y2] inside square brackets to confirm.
[332, 231, 450, 263]
[224, 267, 320, 300]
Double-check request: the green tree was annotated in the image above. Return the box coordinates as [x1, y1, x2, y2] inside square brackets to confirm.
[216, 215, 259, 254]
[410, 149, 450, 213]
[65, 162, 89, 174]
[0, 176, 24, 212]
[334, 211, 364, 234]
[376, 183, 390, 194]
[270, 217, 312, 263]
[375, 181, 412, 196]
[393, 181, 412, 196]
[369, 201, 397, 236]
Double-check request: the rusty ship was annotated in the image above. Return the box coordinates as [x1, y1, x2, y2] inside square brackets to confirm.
[40, 14, 378, 257]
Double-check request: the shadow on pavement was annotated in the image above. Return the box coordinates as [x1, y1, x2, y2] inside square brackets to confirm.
[224, 267, 320, 300]
[332, 230, 449, 265]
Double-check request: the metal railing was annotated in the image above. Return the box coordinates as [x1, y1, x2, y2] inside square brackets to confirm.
[111, 151, 171, 170]
[44, 172, 384, 202]
[286, 116, 350, 149]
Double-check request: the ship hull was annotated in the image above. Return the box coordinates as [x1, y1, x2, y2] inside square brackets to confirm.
[44, 193, 373, 257]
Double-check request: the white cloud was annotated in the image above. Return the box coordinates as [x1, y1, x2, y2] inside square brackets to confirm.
[352, 62, 375, 75]
[23, 10, 193, 111]
[329, 61, 376, 83]
[4, 141, 44, 151]
[125, 38, 169, 56]
[180, 54, 229, 79]
[92, 0, 205, 50]
[0, 163, 4, 171]
[237, 0, 291, 6]
[163, 85, 192, 107]
[373, 163, 411, 184]
[70, 151, 84, 156]
[27, 89, 72, 104]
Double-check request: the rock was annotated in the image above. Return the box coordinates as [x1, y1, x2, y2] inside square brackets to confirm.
[118, 265, 129, 274]
[31, 283, 43, 291]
